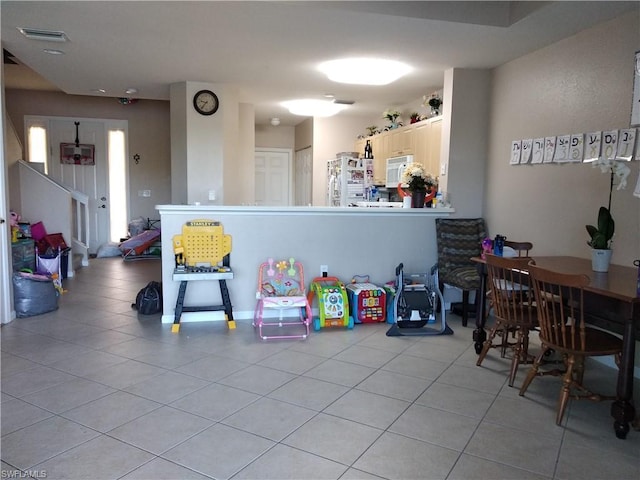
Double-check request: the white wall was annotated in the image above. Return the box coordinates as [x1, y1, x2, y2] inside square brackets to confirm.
[486, 11, 639, 267]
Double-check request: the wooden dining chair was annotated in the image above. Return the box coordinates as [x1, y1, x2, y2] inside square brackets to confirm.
[476, 255, 537, 387]
[518, 264, 623, 425]
[503, 240, 533, 257]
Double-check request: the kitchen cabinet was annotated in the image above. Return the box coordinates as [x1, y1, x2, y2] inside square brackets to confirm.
[371, 134, 389, 185]
[356, 116, 442, 185]
[413, 117, 442, 177]
[427, 118, 442, 177]
[389, 126, 414, 156]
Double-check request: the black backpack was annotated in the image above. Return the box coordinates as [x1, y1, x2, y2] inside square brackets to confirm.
[132, 281, 162, 315]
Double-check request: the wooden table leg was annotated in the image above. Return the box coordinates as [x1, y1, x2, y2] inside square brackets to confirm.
[473, 262, 488, 354]
[611, 318, 636, 439]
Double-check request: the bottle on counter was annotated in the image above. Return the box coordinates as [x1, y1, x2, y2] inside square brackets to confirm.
[493, 235, 506, 256]
[364, 140, 373, 159]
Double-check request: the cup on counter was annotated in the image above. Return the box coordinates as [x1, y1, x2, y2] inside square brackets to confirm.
[402, 196, 412, 208]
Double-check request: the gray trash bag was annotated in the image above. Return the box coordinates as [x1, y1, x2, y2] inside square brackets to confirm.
[13, 272, 59, 317]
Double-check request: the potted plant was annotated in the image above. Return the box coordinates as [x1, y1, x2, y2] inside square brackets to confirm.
[584, 157, 630, 272]
[383, 109, 401, 129]
[586, 206, 615, 249]
[409, 112, 421, 124]
[586, 206, 614, 272]
[423, 93, 442, 116]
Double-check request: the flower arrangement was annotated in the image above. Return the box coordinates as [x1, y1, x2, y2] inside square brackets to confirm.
[422, 93, 442, 115]
[383, 109, 400, 123]
[366, 125, 378, 136]
[409, 112, 421, 124]
[402, 162, 436, 192]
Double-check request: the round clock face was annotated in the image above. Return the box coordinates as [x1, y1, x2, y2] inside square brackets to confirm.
[193, 90, 219, 116]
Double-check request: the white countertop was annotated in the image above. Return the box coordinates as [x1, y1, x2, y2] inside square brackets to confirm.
[156, 205, 455, 216]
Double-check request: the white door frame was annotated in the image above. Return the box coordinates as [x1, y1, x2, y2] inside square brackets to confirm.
[254, 147, 293, 206]
[0, 70, 13, 323]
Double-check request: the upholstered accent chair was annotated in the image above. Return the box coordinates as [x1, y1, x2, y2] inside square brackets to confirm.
[435, 218, 486, 326]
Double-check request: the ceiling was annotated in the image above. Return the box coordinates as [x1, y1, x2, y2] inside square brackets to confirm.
[1, 1, 637, 126]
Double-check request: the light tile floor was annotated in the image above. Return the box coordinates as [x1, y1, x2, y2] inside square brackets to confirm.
[2, 258, 639, 480]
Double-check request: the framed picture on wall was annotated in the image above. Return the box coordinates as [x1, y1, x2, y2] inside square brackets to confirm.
[632, 50, 640, 126]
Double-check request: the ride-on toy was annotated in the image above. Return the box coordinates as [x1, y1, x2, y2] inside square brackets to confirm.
[307, 276, 354, 331]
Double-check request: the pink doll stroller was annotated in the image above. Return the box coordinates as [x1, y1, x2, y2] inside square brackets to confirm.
[253, 258, 312, 340]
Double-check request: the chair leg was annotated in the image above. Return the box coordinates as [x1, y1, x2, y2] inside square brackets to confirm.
[519, 347, 548, 396]
[508, 329, 525, 387]
[556, 355, 575, 425]
[461, 290, 469, 327]
[476, 321, 502, 366]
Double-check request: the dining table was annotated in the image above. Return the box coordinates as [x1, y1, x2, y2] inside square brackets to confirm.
[472, 255, 639, 439]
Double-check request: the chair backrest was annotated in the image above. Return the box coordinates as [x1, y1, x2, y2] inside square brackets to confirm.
[435, 218, 486, 276]
[485, 255, 536, 327]
[257, 258, 306, 297]
[504, 240, 533, 257]
[527, 264, 590, 352]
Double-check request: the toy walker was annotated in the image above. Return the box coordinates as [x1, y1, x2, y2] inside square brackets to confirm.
[253, 258, 312, 340]
[386, 263, 452, 337]
[307, 276, 354, 331]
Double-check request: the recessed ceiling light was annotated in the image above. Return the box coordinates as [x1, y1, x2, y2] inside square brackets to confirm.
[318, 58, 412, 86]
[91, 89, 107, 94]
[281, 99, 349, 117]
[125, 88, 138, 95]
[42, 48, 64, 55]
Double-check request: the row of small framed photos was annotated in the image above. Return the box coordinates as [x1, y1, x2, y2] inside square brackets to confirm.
[510, 128, 638, 165]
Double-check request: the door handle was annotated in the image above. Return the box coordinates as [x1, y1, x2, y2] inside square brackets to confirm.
[99, 205, 106, 208]
[0, 218, 4, 224]
[100, 197, 107, 201]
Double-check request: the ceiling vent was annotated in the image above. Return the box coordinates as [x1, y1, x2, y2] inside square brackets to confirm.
[18, 27, 69, 42]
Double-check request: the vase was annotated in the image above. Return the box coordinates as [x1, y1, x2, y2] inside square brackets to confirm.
[591, 249, 612, 272]
[411, 190, 426, 208]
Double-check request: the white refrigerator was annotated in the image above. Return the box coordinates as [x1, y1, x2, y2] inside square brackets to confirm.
[327, 154, 373, 207]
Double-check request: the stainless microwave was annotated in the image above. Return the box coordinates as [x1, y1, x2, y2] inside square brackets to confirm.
[385, 155, 414, 188]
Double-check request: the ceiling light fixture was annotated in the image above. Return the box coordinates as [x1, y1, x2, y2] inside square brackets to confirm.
[91, 88, 107, 94]
[318, 58, 412, 86]
[43, 48, 64, 55]
[282, 99, 348, 117]
[270, 117, 281, 126]
[125, 88, 138, 95]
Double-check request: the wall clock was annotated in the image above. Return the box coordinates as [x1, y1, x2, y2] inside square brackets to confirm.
[193, 89, 219, 116]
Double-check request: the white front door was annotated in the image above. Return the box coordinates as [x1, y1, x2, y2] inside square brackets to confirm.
[254, 149, 292, 206]
[48, 119, 108, 254]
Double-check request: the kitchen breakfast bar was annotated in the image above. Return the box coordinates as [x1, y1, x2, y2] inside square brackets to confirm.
[156, 205, 454, 325]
